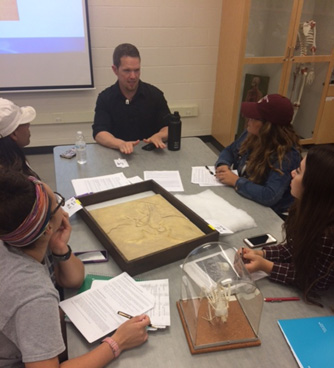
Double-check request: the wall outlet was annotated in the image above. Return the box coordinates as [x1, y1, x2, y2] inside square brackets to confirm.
[170, 105, 199, 118]
[52, 113, 64, 123]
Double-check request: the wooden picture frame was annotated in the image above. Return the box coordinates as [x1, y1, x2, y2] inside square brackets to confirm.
[77, 180, 219, 275]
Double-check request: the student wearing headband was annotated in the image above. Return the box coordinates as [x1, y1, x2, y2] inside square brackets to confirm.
[0, 98, 39, 178]
[215, 94, 302, 217]
[0, 170, 150, 367]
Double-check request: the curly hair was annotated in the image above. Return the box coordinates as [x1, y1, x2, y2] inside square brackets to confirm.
[239, 122, 301, 183]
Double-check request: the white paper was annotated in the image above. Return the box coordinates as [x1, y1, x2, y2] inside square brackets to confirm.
[127, 176, 143, 184]
[92, 278, 170, 327]
[59, 272, 155, 343]
[62, 197, 82, 217]
[71, 173, 130, 196]
[143, 171, 184, 192]
[191, 166, 223, 186]
[191, 167, 239, 187]
[206, 219, 233, 235]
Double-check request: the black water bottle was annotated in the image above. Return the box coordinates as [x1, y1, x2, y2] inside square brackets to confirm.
[168, 111, 182, 151]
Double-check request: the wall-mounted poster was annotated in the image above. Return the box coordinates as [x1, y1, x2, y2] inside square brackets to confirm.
[236, 74, 270, 138]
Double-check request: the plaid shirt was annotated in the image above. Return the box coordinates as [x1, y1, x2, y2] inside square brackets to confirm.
[264, 234, 334, 290]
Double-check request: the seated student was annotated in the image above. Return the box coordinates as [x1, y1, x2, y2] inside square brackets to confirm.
[240, 145, 334, 305]
[0, 98, 39, 178]
[92, 43, 170, 154]
[215, 94, 301, 216]
[0, 170, 150, 368]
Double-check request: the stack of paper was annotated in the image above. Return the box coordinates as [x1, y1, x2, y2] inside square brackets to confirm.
[72, 173, 132, 196]
[60, 272, 170, 343]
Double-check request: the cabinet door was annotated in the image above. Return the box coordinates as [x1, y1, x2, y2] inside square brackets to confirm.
[245, 0, 298, 58]
[212, 0, 334, 146]
[287, 0, 334, 142]
[236, 0, 299, 137]
[241, 0, 334, 143]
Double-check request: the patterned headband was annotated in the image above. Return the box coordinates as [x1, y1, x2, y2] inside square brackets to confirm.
[0, 176, 51, 247]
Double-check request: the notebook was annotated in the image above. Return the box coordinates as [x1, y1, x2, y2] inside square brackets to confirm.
[278, 316, 334, 368]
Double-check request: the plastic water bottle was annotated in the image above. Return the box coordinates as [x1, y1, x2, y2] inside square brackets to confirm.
[75, 131, 87, 164]
[168, 111, 182, 151]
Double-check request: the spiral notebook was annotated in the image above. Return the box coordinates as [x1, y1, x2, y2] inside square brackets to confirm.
[278, 316, 334, 368]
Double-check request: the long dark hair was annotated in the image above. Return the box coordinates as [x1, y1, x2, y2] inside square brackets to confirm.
[0, 136, 39, 178]
[284, 144, 334, 303]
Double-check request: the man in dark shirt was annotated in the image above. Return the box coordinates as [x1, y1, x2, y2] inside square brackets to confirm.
[92, 43, 170, 154]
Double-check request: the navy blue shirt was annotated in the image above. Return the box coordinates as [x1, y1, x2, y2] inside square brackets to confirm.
[92, 81, 170, 141]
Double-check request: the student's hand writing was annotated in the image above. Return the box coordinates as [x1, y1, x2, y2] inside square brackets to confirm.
[216, 165, 238, 187]
[238, 247, 273, 274]
[144, 134, 166, 149]
[111, 314, 150, 353]
[119, 140, 140, 154]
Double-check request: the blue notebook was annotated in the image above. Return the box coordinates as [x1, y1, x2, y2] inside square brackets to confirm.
[278, 316, 334, 368]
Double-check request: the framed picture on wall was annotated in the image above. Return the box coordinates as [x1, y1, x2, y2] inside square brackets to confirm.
[236, 74, 270, 138]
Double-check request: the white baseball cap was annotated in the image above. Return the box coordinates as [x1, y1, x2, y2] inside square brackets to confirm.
[0, 98, 36, 138]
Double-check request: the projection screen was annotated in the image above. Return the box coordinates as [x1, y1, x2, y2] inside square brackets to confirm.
[0, 0, 94, 92]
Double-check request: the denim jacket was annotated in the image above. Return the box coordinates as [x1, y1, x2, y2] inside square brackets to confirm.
[215, 131, 301, 214]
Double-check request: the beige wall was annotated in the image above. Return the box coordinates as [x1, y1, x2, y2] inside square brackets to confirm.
[1, 0, 222, 147]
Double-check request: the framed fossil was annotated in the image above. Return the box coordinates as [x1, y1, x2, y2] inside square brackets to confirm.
[77, 180, 219, 275]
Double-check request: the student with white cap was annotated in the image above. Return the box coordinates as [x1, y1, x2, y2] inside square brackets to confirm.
[0, 98, 38, 177]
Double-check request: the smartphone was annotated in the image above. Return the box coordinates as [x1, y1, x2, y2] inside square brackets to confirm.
[243, 233, 277, 248]
[74, 250, 109, 264]
[142, 143, 156, 151]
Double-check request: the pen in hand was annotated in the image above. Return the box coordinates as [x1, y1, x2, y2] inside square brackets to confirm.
[205, 165, 215, 176]
[117, 311, 159, 329]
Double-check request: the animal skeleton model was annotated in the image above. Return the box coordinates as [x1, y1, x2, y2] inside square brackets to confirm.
[290, 20, 316, 123]
[202, 282, 231, 324]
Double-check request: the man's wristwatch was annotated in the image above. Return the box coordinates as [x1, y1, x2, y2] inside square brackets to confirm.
[52, 245, 72, 261]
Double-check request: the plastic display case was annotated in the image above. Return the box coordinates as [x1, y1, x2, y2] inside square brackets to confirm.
[177, 242, 263, 354]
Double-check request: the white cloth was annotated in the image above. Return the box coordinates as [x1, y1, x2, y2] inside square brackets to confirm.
[175, 189, 256, 233]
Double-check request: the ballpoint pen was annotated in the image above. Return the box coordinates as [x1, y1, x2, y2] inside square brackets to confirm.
[117, 311, 160, 329]
[264, 297, 300, 302]
[205, 165, 215, 176]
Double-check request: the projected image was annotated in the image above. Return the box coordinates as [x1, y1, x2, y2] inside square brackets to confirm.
[0, 0, 85, 54]
[0, 0, 93, 91]
[0, 0, 19, 21]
